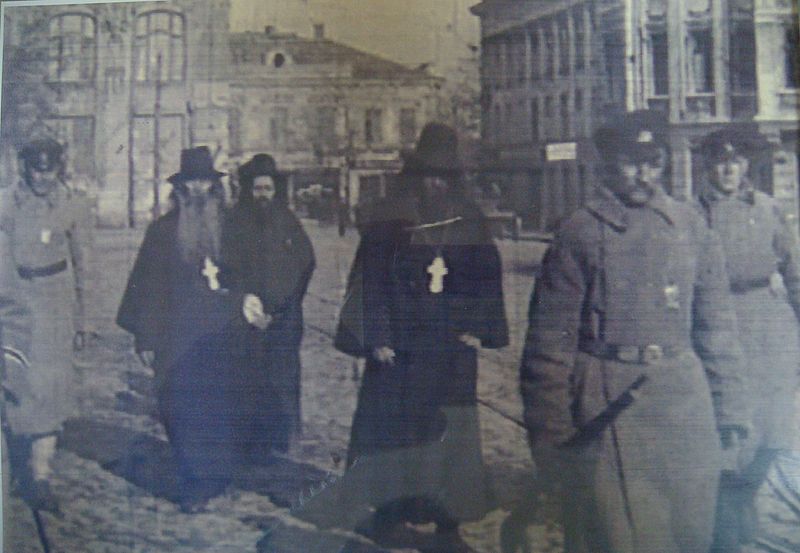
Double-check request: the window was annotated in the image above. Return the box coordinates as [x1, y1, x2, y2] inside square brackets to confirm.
[785, 22, 800, 89]
[688, 29, 713, 93]
[545, 96, 554, 117]
[558, 15, 569, 76]
[544, 27, 555, 79]
[270, 107, 288, 146]
[400, 108, 417, 145]
[729, 19, 755, 92]
[574, 89, 584, 113]
[574, 8, 586, 71]
[560, 93, 570, 137]
[134, 10, 185, 82]
[365, 109, 383, 144]
[530, 98, 540, 141]
[48, 13, 96, 82]
[650, 31, 669, 96]
[517, 37, 526, 85]
[529, 29, 540, 81]
[314, 106, 337, 149]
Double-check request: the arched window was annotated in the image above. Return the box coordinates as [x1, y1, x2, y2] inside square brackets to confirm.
[48, 12, 96, 82]
[134, 10, 186, 82]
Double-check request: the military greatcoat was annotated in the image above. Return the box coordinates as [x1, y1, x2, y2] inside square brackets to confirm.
[1, 182, 89, 436]
[521, 186, 749, 553]
[699, 187, 800, 461]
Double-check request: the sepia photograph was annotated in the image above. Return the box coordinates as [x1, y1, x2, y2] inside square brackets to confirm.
[0, 0, 799, 551]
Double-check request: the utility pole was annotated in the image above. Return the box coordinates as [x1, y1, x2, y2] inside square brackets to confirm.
[152, 53, 162, 220]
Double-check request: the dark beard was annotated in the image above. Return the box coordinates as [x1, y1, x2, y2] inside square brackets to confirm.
[176, 195, 223, 265]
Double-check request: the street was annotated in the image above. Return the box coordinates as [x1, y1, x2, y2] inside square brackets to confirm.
[6, 220, 556, 553]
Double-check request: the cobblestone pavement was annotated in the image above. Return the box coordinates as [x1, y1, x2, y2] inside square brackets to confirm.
[6, 220, 798, 553]
[5, 221, 557, 553]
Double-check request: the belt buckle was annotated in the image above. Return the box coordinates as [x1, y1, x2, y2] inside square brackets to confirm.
[642, 344, 664, 364]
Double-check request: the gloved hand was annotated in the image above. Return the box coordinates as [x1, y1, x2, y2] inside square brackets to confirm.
[243, 294, 271, 330]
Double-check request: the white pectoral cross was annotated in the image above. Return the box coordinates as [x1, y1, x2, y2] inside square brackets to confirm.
[427, 256, 448, 294]
[201, 256, 221, 291]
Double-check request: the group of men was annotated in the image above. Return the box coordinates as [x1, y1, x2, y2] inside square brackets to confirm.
[1, 111, 798, 553]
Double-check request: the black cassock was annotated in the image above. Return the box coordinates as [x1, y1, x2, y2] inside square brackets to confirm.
[335, 195, 509, 522]
[116, 206, 312, 482]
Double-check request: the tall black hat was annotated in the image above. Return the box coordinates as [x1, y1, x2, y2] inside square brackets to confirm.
[401, 122, 463, 175]
[167, 146, 226, 185]
[238, 153, 285, 181]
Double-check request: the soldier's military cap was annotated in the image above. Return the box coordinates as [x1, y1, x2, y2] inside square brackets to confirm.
[18, 137, 64, 172]
[593, 110, 669, 161]
[699, 126, 772, 163]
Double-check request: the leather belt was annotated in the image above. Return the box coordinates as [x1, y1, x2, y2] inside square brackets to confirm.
[579, 340, 684, 365]
[17, 259, 67, 280]
[730, 277, 770, 294]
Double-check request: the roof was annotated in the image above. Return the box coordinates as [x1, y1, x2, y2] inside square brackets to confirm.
[230, 31, 434, 81]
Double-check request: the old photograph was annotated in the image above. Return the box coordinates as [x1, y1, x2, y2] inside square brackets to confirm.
[0, 0, 799, 552]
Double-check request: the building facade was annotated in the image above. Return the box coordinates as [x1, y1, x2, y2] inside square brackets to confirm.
[2, 0, 233, 227]
[228, 27, 442, 214]
[471, 0, 800, 230]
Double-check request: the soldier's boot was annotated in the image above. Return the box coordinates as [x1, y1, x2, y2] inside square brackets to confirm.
[27, 434, 60, 513]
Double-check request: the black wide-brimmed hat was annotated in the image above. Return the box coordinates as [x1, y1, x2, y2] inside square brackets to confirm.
[593, 110, 669, 160]
[238, 153, 285, 181]
[401, 122, 463, 175]
[18, 137, 64, 172]
[167, 146, 226, 185]
[699, 126, 773, 163]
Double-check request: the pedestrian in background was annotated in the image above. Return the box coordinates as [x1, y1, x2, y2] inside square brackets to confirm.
[520, 110, 750, 553]
[334, 123, 508, 552]
[234, 153, 315, 459]
[2, 137, 90, 513]
[697, 128, 800, 553]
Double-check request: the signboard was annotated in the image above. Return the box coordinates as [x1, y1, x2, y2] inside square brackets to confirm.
[546, 142, 577, 161]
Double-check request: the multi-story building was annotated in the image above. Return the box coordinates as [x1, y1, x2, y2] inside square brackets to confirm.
[228, 26, 442, 214]
[1, 0, 233, 227]
[471, 0, 800, 230]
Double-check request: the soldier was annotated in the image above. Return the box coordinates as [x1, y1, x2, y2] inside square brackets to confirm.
[697, 128, 800, 552]
[520, 110, 750, 553]
[2, 137, 90, 512]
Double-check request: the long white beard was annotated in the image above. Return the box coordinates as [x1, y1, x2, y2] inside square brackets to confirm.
[176, 195, 223, 265]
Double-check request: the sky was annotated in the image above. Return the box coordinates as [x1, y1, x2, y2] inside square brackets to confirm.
[229, 0, 481, 75]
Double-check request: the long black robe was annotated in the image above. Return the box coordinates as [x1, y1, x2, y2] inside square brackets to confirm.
[228, 200, 315, 454]
[334, 194, 509, 522]
[116, 205, 312, 479]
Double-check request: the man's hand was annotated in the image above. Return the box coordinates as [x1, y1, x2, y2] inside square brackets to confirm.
[137, 350, 155, 368]
[243, 293, 271, 330]
[459, 333, 481, 349]
[372, 346, 396, 365]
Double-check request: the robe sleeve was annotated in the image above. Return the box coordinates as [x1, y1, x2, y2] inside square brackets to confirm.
[116, 221, 170, 354]
[466, 219, 509, 349]
[334, 221, 395, 357]
[520, 223, 587, 447]
[691, 224, 749, 431]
